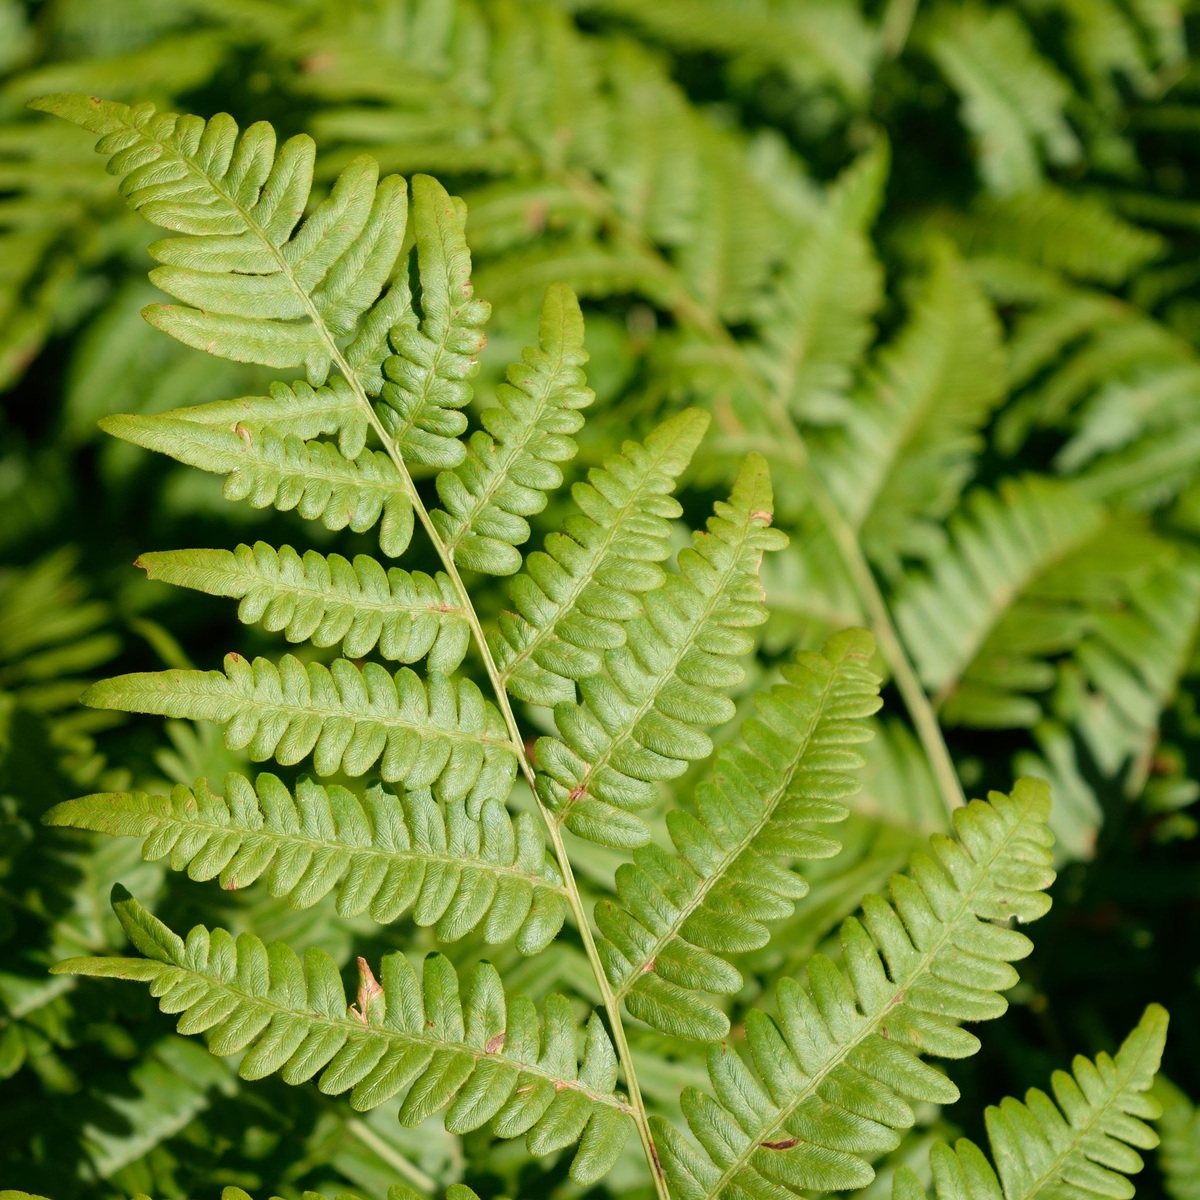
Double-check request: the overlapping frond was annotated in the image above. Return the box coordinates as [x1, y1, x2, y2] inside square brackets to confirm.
[83, 655, 517, 807]
[492, 408, 710, 707]
[893, 1005, 1167, 1200]
[55, 889, 631, 1186]
[1157, 1080, 1200, 1200]
[45, 773, 567, 953]
[920, 6, 1079, 196]
[137, 544, 471, 673]
[536, 453, 789, 848]
[816, 243, 1006, 570]
[653, 780, 1056, 1198]
[432, 282, 594, 575]
[894, 476, 1110, 727]
[595, 629, 881, 1041]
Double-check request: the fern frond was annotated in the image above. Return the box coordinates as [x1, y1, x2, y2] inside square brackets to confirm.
[653, 780, 1056, 1198]
[100, 414, 415, 557]
[595, 629, 881, 1042]
[82, 655, 517, 807]
[137, 544, 471, 674]
[45, 773, 568, 954]
[492, 408, 710, 707]
[921, 6, 1079, 195]
[892, 1005, 1167, 1200]
[894, 476, 1109, 727]
[432, 282, 594, 576]
[748, 142, 885, 425]
[537, 453, 789, 849]
[817, 243, 1006, 570]
[1157, 1079, 1200, 1200]
[28, 95, 408, 387]
[55, 888, 632, 1186]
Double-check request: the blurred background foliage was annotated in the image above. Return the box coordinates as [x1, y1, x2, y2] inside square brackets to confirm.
[1, 0, 1199, 1197]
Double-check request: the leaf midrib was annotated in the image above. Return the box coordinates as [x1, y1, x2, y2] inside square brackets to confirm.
[701, 799, 1037, 1200]
[113, 955, 629, 1113]
[612, 655, 853, 1004]
[554, 515, 766, 830]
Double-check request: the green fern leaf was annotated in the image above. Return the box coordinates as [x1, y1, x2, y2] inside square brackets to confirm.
[537, 453, 789, 849]
[1157, 1080, 1200, 1200]
[653, 780, 1056, 1198]
[596, 629, 881, 1042]
[748, 142, 885, 425]
[492, 407, 710, 707]
[892, 1005, 1167, 1200]
[893, 476, 1109, 727]
[28, 95, 408, 387]
[137, 544, 471, 674]
[921, 6, 1080, 195]
[432, 282, 594, 576]
[82, 654, 517, 806]
[45, 773, 567, 954]
[54, 888, 632, 1186]
[99, 414, 415, 557]
[817, 243, 1006, 570]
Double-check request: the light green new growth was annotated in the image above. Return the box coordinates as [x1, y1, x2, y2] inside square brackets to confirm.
[893, 1005, 1167, 1200]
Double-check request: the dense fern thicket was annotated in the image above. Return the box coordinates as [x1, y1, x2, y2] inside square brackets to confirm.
[2, 1, 1200, 1199]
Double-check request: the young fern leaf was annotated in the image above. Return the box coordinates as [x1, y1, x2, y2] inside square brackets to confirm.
[45, 774, 567, 954]
[28, 95, 408, 387]
[536, 453, 789, 849]
[432, 281, 595, 575]
[596, 629, 882, 1042]
[100, 414, 415, 557]
[137, 544, 471, 674]
[492, 407, 710, 707]
[653, 780, 1056, 1198]
[83, 655, 518, 807]
[892, 1005, 1168, 1200]
[54, 888, 632, 1186]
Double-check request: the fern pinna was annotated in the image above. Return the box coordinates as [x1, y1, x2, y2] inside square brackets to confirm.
[34, 93, 1172, 1200]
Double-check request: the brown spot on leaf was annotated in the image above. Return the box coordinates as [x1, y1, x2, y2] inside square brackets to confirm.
[485, 1032, 506, 1055]
[761, 1138, 799, 1151]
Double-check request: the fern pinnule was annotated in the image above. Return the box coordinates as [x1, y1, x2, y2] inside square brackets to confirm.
[893, 1005, 1167, 1200]
[432, 281, 595, 576]
[138, 543, 472, 674]
[46, 774, 567, 953]
[654, 780, 1056, 1198]
[596, 628, 881, 1042]
[54, 888, 631, 1185]
[83, 655, 518, 807]
[536, 452, 789, 849]
[492, 407, 711, 707]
